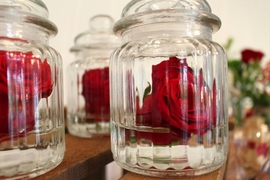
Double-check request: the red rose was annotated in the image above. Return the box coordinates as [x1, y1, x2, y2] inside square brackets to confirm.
[137, 57, 215, 136]
[241, 49, 264, 63]
[0, 50, 53, 138]
[0, 95, 36, 135]
[1, 51, 53, 99]
[0, 51, 8, 95]
[82, 68, 110, 116]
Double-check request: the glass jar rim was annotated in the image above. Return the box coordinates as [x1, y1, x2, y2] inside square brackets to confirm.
[113, 9, 221, 37]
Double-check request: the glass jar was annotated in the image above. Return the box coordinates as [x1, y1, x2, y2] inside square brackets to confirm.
[0, 1, 65, 179]
[110, 0, 228, 178]
[67, 15, 120, 138]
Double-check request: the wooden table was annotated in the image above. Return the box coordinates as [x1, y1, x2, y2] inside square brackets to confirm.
[33, 134, 112, 180]
[33, 133, 226, 180]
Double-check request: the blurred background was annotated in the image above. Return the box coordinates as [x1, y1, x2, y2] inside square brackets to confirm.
[43, 0, 270, 105]
[43, 1, 270, 179]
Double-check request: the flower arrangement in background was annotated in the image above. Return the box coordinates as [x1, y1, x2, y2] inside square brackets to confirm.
[226, 39, 270, 125]
[226, 39, 270, 180]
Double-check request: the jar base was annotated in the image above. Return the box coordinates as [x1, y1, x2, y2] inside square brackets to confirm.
[111, 122, 228, 178]
[0, 125, 65, 179]
[67, 113, 110, 138]
[1, 155, 64, 180]
[115, 159, 225, 178]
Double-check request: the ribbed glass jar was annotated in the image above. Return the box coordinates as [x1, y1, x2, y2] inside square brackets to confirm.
[67, 15, 120, 138]
[0, 0, 65, 179]
[110, 0, 228, 178]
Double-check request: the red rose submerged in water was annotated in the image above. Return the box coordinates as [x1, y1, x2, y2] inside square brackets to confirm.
[137, 57, 216, 142]
[0, 50, 53, 138]
[0, 95, 36, 135]
[241, 49, 264, 64]
[82, 68, 110, 118]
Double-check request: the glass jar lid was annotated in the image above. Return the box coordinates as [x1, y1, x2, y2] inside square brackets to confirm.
[114, 0, 221, 36]
[0, 0, 57, 37]
[70, 15, 120, 52]
[0, 0, 49, 18]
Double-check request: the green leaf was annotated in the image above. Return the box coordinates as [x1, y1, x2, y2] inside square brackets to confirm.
[224, 38, 233, 51]
[143, 82, 151, 100]
[130, 134, 137, 144]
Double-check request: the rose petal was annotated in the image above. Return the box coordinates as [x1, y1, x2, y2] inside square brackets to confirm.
[82, 68, 110, 115]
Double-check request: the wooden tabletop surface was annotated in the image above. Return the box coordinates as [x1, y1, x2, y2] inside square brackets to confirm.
[33, 134, 112, 180]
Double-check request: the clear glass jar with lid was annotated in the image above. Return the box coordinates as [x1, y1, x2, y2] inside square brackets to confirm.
[0, 0, 65, 179]
[67, 15, 120, 138]
[110, 0, 228, 178]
